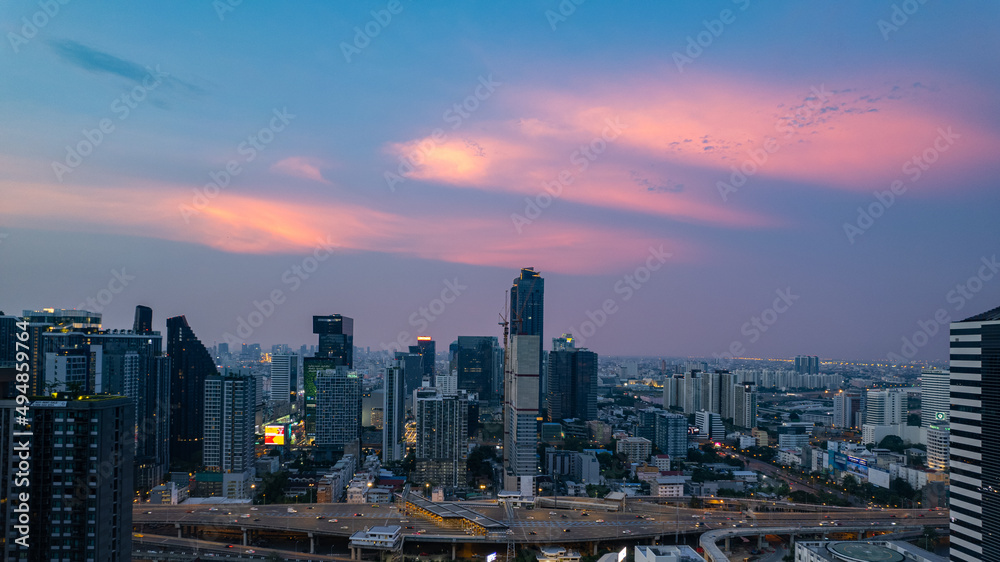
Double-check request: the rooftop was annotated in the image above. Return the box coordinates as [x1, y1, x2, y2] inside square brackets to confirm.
[962, 304, 1000, 322]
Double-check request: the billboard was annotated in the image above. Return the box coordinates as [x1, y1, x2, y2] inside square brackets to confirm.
[265, 424, 286, 445]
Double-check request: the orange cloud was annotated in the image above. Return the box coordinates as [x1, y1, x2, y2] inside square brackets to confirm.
[0, 180, 688, 275]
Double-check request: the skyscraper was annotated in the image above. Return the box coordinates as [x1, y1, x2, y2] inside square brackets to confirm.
[315, 366, 361, 460]
[133, 304, 153, 333]
[794, 355, 820, 375]
[5, 395, 133, 562]
[414, 388, 469, 488]
[449, 336, 503, 402]
[733, 382, 757, 429]
[510, 268, 544, 409]
[865, 389, 905, 426]
[270, 354, 298, 403]
[383, 358, 405, 462]
[167, 315, 218, 468]
[949, 305, 1000, 562]
[920, 368, 951, 428]
[503, 334, 540, 494]
[395, 349, 423, 399]
[545, 334, 597, 422]
[413, 336, 436, 382]
[313, 314, 354, 367]
[833, 390, 862, 429]
[23, 308, 102, 395]
[203, 372, 256, 498]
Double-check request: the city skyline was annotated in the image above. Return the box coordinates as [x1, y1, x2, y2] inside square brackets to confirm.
[2, 3, 1000, 362]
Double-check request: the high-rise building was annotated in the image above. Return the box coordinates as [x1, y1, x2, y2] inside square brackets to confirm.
[733, 383, 757, 429]
[5, 394, 133, 562]
[503, 334, 540, 493]
[203, 372, 256, 498]
[23, 308, 102, 395]
[794, 355, 819, 375]
[315, 366, 361, 459]
[920, 368, 951, 428]
[833, 390, 862, 429]
[313, 314, 354, 367]
[510, 268, 544, 409]
[414, 388, 469, 488]
[949, 305, 1000, 562]
[683, 371, 702, 414]
[865, 390, 905, 426]
[545, 335, 597, 422]
[696, 410, 725, 440]
[383, 358, 405, 462]
[395, 350, 423, 400]
[413, 336, 435, 383]
[167, 315, 218, 467]
[303, 356, 339, 435]
[927, 424, 949, 471]
[638, 408, 688, 458]
[133, 304, 153, 334]
[449, 336, 503, 402]
[270, 354, 298, 403]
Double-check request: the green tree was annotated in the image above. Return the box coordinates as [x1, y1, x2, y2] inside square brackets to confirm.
[878, 435, 906, 453]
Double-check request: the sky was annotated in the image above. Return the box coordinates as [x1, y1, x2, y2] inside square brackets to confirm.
[1, 1, 999, 362]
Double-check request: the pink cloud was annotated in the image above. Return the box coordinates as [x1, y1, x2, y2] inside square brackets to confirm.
[270, 156, 331, 184]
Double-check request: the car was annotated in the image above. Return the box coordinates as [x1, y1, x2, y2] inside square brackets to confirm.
[341, 525, 349, 529]
[595, 519, 604, 523]
[646, 517, 655, 521]
[372, 504, 379, 508]
[561, 514, 568, 519]
[253, 518, 260, 522]
[549, 511, 557, 515]
[145, 511, 153, 514]
[405, 526, 414, 529]
[307, 506, 314, 510]
[529, 531, 537, 535]
[209, 508, 219, 511]
[226, 545, 234, 548]
[186, 510, 195, 513]
[316, 516, 323, 519]
[354, 513, 363, 517]
[562, 528, 571, 533]
[635, 515, 643, 519]
[250, 507, 258, 511]
[247, 550, 255, 554]
[581, 512, 588, 517]
[622, 529, 632, 534]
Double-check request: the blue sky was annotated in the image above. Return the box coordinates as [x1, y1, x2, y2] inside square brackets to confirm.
[1, 1, 999, 362]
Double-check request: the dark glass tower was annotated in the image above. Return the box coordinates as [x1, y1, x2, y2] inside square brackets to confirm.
[412, 336, 436, 383]
[313, 315, 354, 368]
[133, 304, 153, 334]
[950, 304, 1000, 562]
[545, 335, 597, 422]
[510, 268, 544, 409]
[166, 315, 218, 468]
[449, 336, 502, 402]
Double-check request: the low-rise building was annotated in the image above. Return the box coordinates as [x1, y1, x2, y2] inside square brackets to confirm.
[635, 544, 705, 562]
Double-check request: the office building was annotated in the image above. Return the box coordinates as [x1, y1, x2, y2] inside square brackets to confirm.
[510, 268, 544, 409]
[23, 308, 102, 395]
[833, 390, 862, 429]
[314, 314, 354, 367]
[927, 424, 949, 471]
[270, 354, 298, 403]
[7, 395, 133, 562]
[503, 334, 540, 493]
[546, 335, 598, 422]
[920, 368, 951, 428]
[449, 336, 503, 402]
[315, 366, 361, 458]
[696, 410, 725, 440]
[203, 372, 256, 498]
[413, 336, 435, 382]
[414, 388, 469, 487]
[167, 315, 218, 467]
[133, 304, 153, 334]
[395, 349, 423, 400]
[383, 358, 405, 462]
[949, 305, 1000, 562]
[865, 389, 905, 426]
[683, 371, 702, 414]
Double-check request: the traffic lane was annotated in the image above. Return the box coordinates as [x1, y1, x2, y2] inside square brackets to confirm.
[134, 534, 351, 561]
